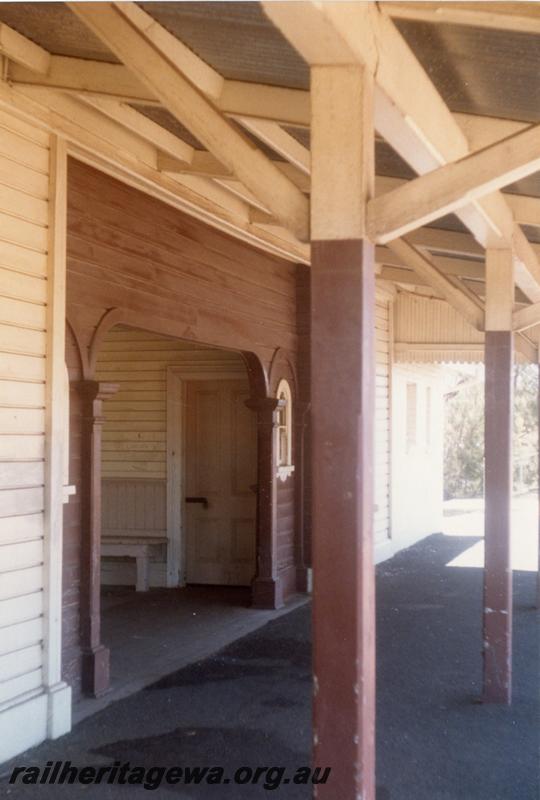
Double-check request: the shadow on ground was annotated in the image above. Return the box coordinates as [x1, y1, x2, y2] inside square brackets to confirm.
[1, 534, 538, 799]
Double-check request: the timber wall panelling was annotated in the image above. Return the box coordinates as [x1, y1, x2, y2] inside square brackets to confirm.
[374, 292, 392, 549]
[268, 347, 299, 600]
[95, 327, 247, 588]
[63, 324, 84, 699]
[0, 108, 70, 760]
[394, 291, 486, 364]
[63, 160, 306, 693]
[293, 275, 394, 574]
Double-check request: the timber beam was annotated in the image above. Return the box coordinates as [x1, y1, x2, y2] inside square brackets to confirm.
[160, 153, 310, 194]
[377, 248, 485, 280]
[81, 95, 194, 167]
[6, 50, 540, 149]
[75, 102, 279, 216]
[4, 16, 540, 234]
[2, 4, 540, 327]
[236, 117, 310, 175]
[369, 124, 540, 243]
[5, 82, 309, 265]
[387, 238, 485, 330]
[375, 175, 540, 230]
[0, 22, 50, 73]
[162, 161, 540, 230]
[69, 2, 310, 241]
[512, 302, 540, 333]
[8, 55, 311, 126]
[384, 2, 540, 35]
[264, 1, 540, 302]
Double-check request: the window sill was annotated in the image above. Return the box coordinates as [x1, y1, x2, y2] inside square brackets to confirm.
[276, 465, 295, 483]
[63, 485, 76, 504]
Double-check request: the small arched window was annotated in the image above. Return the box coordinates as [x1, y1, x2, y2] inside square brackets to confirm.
[276, 379, 294, 481]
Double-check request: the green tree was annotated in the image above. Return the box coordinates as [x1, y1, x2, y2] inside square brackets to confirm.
[444, 374, 484, 499]
[444, 364, 538, 499]
[513, 365, 539, 490]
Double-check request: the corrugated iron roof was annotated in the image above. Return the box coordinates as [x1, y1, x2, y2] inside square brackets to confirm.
[395, 17, 540, 124]
[0, 2, 538, 204]
[140, 1, 309, 90]
[0, 2, 118, 62]
[3, 2, 538, 123]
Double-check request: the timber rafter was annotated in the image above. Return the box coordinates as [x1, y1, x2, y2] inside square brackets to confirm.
[264, 0, 540, 307]
[68, 2, 310, 241]
[369, 124, 540, 244]
[0, 1, 539, 343]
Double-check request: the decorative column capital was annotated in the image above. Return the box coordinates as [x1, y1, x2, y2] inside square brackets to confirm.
[244, 396, 280, 422]
[75, 380, 119, 404]
[75, 380, 119, 426]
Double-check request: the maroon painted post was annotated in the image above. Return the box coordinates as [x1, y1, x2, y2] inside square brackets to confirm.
[483, 331, 513, 703]
[245, 397, 283, 609]
[308, 63, 376, 799]
[311, 240, 376, 798]
[537, 362, 540, 610]
[294, 400, 310, 593]
[77, 380, 118, 696]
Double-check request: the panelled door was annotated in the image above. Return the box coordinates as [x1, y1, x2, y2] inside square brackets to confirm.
[184, 378, 257, 585]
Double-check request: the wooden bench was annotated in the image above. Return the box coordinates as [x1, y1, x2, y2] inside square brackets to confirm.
[101, 537, 167, 592]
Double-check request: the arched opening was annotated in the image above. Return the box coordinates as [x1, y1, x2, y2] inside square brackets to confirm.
[64, 318, 279, 701]
[97, 324, 258, 587]
[95, 323, 259, 687]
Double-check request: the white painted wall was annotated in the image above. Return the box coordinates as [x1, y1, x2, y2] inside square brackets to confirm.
[390, 363, 445, 552]
[96, 327, 247, 588]
[373, 290, 392, 552]
[0, 109, 71, 764]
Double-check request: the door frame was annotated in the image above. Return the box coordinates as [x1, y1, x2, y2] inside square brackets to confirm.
[166, 365, 250, 587]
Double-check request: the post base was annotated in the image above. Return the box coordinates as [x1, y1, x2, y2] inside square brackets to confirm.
[295, 565, 310, 593]
[251, 577, 284, 610]
[82, 644, 110, 697]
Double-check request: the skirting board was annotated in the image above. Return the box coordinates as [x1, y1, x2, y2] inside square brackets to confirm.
[0, 682, 71, 765]
[375, 538, 397, 564]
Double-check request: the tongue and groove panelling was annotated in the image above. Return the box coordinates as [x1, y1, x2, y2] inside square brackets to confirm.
[0, 109, 49, 734]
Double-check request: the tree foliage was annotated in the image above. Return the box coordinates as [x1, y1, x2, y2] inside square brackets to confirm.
[444, 364, 538, 499]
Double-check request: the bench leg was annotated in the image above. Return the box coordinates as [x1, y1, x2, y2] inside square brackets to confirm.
[136, 555, 150, 592]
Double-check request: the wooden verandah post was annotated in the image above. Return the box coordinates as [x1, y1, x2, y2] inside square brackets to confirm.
[483, 249, 514, 704]
[245, 396, 282, 609]
[538, 357, 540, 610]
[77, 380, 118, 697]
[310, 66, 376, 799]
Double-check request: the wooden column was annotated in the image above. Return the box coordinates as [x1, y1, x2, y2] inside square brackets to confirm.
[77, 380, 118, 696]
[245, 397, 282, 609]
[537, 360, 540, 610]
[310, 66, 376, 800]
[43, 135, 72, 737]
[294, 400, 310, 593]
[483, 249, 514, 704]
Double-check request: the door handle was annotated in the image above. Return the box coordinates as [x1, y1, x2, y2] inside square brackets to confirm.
[185, 496, 209, 509]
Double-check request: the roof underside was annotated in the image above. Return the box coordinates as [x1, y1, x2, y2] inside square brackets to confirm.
[0, 1, 538, 209]
[0, 1, 539, 358]
[1, 2, 538, 119]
